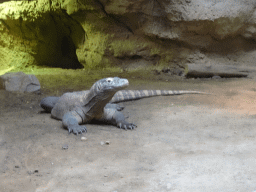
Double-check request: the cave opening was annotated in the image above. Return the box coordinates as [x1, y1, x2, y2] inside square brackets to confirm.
[59, 36, 83, 69]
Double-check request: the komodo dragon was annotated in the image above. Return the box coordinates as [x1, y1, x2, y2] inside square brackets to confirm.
[40, 77, 205, 135]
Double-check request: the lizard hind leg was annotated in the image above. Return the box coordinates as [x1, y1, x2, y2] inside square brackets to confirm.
[40, 96, 60, 112]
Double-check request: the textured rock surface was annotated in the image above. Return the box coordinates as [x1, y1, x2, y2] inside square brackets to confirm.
[103, 0, 256, 45]
[0, 72, 40, 92]
[0, 0, 256, 72]
[0, 0, 85, 69]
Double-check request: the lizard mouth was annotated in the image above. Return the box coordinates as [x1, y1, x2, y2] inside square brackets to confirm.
[121, 79, 129, 87]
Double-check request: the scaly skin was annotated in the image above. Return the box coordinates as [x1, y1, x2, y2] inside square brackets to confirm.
[40, 77, 206, 135]
[40, 77, 136, 135]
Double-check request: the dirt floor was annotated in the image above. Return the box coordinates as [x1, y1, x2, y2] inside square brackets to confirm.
[1, 74, 256, 192]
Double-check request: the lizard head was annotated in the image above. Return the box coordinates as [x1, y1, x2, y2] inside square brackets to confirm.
[91, 77, 129, 94]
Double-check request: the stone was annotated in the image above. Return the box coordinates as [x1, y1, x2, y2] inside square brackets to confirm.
[81, 136, 87, 141]
[105, 141, 110, 145]
[0, 72, 41, 93]
[1, 0, 256, 72]
[62, 144, 69, 150]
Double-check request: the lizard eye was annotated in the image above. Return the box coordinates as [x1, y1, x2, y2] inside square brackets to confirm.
[106, 78, 113, 83]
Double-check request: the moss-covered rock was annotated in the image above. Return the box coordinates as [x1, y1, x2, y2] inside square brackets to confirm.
[0, 0, 85, 71]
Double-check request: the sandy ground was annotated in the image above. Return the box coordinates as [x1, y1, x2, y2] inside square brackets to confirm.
[0, 77, 256, 192]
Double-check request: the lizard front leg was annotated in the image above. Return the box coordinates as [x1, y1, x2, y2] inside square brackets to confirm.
[62, 107, 89, 135]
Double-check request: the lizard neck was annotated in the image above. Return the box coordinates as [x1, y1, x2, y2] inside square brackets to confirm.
[83, 90, 116, 117]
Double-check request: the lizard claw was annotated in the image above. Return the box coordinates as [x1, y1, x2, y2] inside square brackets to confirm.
[117, 122, 136, 130]
[117, 123, 122, 128]
[67, 125, 87, 135]
[116, 105, 125, 111]
[128, 124, 136, 129]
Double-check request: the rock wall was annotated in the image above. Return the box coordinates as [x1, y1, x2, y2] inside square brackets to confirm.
[0, 0, 256, 73]
[0, 0, 85, 72]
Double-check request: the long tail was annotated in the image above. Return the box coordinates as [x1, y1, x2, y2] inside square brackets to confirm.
[110, 90, 208, 103]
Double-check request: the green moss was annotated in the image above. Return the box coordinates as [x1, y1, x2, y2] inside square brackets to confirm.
[73, 10, 176, 69]
[184, 64, 189, 75]
[109, 37, 162, 58]
[150, 46, 161, 55]
[83, 31, 110, 68]
[158, 54, 173, 67]
[109, 39, 143, 57]
[77, 11, 176, 68]
[75, 12, 117, 69]
[109, 36, 175, 68]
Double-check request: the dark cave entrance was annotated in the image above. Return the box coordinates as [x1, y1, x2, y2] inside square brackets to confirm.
[34, 35, 84, 69]
[59, 36, 83, 69]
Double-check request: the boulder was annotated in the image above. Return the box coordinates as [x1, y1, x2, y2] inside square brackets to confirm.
[0, 72, 40, 93]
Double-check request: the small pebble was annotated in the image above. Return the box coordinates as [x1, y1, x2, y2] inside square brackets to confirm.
[105, 141, 110, 145]
[62, 144, 68, 149]
[81, 136, 87, 141]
